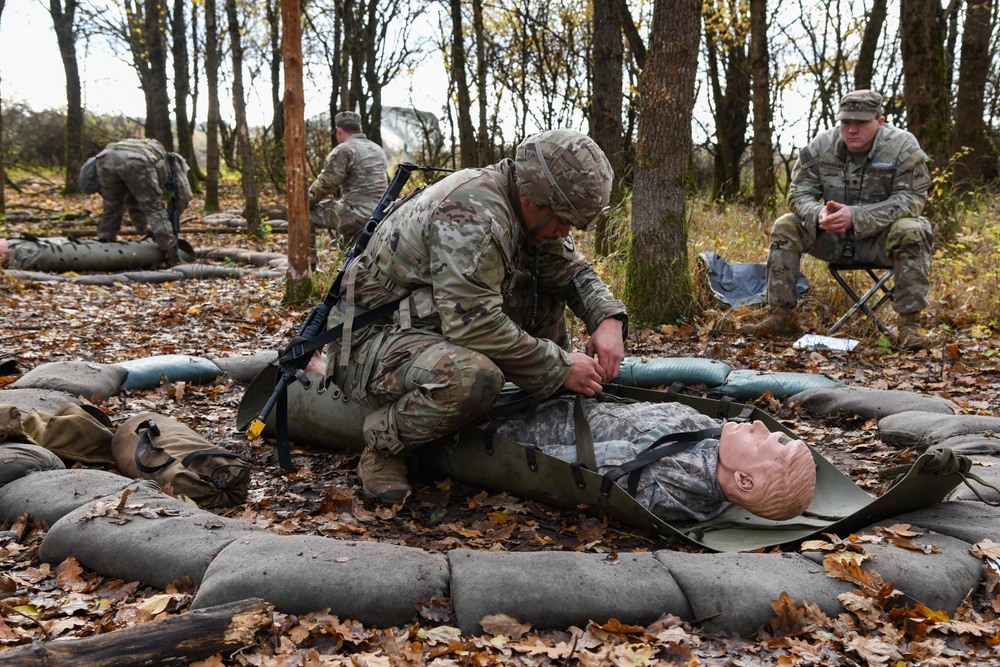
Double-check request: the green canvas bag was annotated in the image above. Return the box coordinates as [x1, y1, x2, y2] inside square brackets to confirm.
[112, 412, 251, 508]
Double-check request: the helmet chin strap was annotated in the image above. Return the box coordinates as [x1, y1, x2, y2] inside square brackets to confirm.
[528, 209, 555, 236]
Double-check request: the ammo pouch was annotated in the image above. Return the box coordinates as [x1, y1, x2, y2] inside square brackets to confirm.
[112, 412, 250, 508]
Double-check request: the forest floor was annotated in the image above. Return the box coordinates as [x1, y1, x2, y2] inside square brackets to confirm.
[1, 176, 999, 665]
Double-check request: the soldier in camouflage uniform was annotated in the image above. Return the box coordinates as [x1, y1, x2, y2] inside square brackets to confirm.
[94, 138, 192, 266]
[742, 90, 934, 350]
[309, 111, 389, 245]
[324, 129, 628, 503]
[492, 398, 816, 522]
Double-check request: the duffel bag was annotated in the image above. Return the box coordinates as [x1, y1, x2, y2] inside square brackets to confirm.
[112, 412, 251, 508]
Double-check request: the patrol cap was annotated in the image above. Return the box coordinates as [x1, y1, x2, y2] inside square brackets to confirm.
[335, 110, 362, 130]
[837, 90, 883, 121]
[514, 129, 613, 231]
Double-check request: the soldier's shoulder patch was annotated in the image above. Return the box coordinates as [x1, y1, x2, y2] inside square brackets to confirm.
[563, 235, 576, 252]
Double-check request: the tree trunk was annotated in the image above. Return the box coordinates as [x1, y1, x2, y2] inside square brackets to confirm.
[704, 0, 750, 201]
[900, 0, 950, 168]
[226, 0, 261, 235]
[627, 0, 700, 324]
[203, 0, 221, 211]
[473, 0, 490, 164]
[0, 0, 5, 216]
[267, 0, 285, 141]
[592, 0, 625, 256]
[281, 0, 312, 303]
[49, 0, 84, 195]
[133, 0, 174, 147]
[171, 0, 201, 193]
[620, 0, 646, 69]
[362, 0, 381, 146]
[749, 0, 774, 209]
[952, 0, 992, 185]
[854, 0, 887, 89]
[0, 598, 272, 666]
[450, 0, 477, 167]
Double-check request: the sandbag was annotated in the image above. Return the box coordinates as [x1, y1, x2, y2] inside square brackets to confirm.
[112, 413, 250, 508]
[116, 354, 223, 390]
[11, 361, 126, 401]
[21, 403, 117, 465]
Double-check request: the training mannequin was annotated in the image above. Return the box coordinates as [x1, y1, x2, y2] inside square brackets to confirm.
[490, 397, 816, 522]
[0, 239, 8, 267]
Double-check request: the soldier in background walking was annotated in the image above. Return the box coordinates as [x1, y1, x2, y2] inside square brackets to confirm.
[84, 138, 192, 267]
[741, 90, 934, 350]
[309, 111, 389, 246]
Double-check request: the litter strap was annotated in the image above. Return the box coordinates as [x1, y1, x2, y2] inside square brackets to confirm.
[134, 418, 250, 488]
[599, 426, 723, 497]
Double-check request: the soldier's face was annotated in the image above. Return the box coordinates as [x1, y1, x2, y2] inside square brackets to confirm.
[520, 197, 573, 240]
[839, 117, 885, 153]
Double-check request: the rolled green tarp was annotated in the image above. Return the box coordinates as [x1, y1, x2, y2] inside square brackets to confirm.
[712, 369, 842, 400]
[617, 357, 733, 389]
[5, 237, 195, 272]
[236, 365, 368, 451]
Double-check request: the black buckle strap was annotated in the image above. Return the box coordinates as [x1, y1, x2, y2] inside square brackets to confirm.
[599, 426, 722, 497]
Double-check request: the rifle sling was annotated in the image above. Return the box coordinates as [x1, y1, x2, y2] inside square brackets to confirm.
[273, 297, 404, 470]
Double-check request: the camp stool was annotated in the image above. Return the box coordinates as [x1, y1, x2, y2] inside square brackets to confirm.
[826, 261, 895, 337]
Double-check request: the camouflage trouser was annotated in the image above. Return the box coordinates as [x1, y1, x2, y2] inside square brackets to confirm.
[310, 200, 368, 242]
[325, 270, 571, 453]
[766, 213, 933, 314]
[328, 327, 505, 454]
[95, 151, 176, 257]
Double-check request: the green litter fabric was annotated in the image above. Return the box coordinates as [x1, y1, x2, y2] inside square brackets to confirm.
[616, 357, 733, 390]
[713, 369, 842, 400]
[416, 385, 966, 553]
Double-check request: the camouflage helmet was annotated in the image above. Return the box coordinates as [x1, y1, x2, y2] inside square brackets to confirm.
[514, 129, 613, 231]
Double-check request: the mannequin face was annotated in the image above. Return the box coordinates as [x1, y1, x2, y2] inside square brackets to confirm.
[0, 238, 8, 267]
[717, 420, 816, 521]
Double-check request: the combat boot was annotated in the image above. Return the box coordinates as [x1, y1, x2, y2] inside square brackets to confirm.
[357, 447, 411, 503]
[741, 306, 796, 337]
[896, 313, 929, 350]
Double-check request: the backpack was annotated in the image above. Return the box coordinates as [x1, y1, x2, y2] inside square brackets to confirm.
[77, 157, 101, 194]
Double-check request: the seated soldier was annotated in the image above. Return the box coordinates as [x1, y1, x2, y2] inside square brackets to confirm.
[490, 398, 816, 522]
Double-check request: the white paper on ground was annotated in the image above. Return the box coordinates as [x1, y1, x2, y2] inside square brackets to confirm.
[792, 334, 859, 352]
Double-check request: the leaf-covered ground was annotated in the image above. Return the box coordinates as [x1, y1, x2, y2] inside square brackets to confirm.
[2, 178, 1000, 665]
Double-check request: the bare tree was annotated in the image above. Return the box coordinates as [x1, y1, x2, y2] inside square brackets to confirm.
[626, 0, 701, 323]
[121, 0, 174, 147]
[0, 0, 5, 214]
[854, 0, 888, 89]
[449, 0, 477, 167]
[749, 0, 774, 208]
[900, 0, 950, 168]
[171, 0, 201, 192]
[49, 0, 85, 194]
[592, 0, 625, 256]
[266, 0, 285, 141]
[203, 0, 221, 212]
[952, 0, 993, 184]
[226, 0, 261, 234]
[703, 0, 750, 200]
[281, 0, 312, 302]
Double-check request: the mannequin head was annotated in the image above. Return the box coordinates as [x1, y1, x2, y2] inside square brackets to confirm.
[0, 238, 8, 267]
[716, 420, 816, 521]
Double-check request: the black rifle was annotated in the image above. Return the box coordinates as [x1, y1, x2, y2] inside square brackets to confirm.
[245, 162, 451, 469]
[167, 153, 182, 241]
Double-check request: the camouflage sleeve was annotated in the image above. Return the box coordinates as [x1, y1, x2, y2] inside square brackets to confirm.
[309, 145, 350, 204]
[430, 217, 573, 398]
[534, 237, 628, 336]
[851, 144, 931, 239]
[786, 146, 824, 229]
[175, 160, 193, 212]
